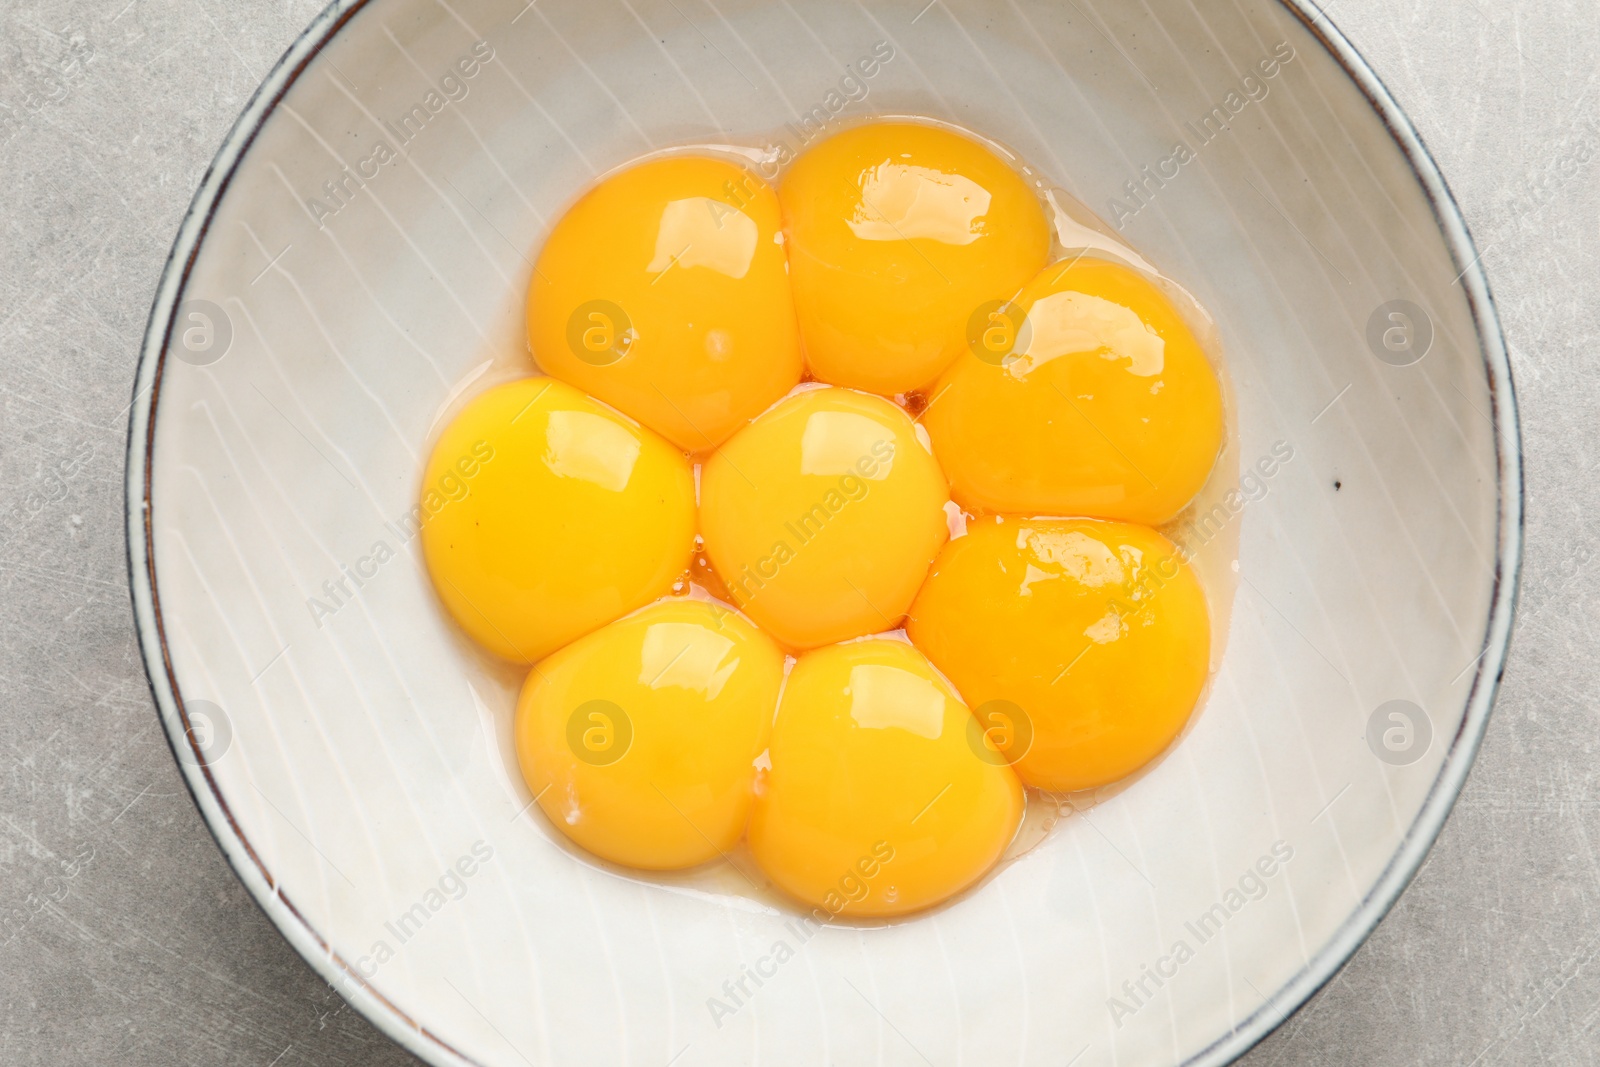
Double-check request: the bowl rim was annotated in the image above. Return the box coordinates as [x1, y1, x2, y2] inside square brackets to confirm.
[123, 2, 1524, 1064]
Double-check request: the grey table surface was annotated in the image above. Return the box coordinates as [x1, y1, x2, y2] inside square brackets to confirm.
[0, 0, 1591, 1064]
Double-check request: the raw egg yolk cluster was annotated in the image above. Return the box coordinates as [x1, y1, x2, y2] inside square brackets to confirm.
[421, 121, 1224, 919]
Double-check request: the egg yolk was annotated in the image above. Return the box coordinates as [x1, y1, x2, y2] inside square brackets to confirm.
[748, 638, 1023, 917]
[923, 257, 1224, 525]
[780, 121, 1051, 395]
[527, 155, 803, 452]
[906, 517, 1210, 792]
[421, 378, 695, 663]
[515, 599, 783, 870]
[699, 386, 949, 649]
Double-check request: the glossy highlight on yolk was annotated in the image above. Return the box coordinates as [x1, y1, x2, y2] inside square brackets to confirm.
[699, 386, 950, 649]
[528, 155, 803, 452]
[923, 256, 1224, 525]
[748, 638, 1023, 917]
[515, 599, 784, 870]
[907, 517, 1210, 792]
[780, 122, 1051, 395]
[420, 377, 696, 663]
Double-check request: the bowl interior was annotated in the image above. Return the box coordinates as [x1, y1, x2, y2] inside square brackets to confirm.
[134, 0, 1512, 1064]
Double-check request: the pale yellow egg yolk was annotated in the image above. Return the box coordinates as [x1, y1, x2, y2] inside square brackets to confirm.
[420, 377, 695, 663]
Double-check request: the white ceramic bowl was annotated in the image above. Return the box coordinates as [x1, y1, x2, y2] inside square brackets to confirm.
[127, 1, 1520, 1064]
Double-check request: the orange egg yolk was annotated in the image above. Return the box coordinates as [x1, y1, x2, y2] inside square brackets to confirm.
[699, 386, 949, 649]
[923, 256, 1223, 525]
[780, 122, 1050, 395]
[748, 638, 1023, 917]
[907, 517, 1211, 792]
[528, 155, 802, 452]
[516, 599, 783, 870]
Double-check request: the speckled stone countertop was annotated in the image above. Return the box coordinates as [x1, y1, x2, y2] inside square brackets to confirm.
[0, 0, 1594, 1064]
